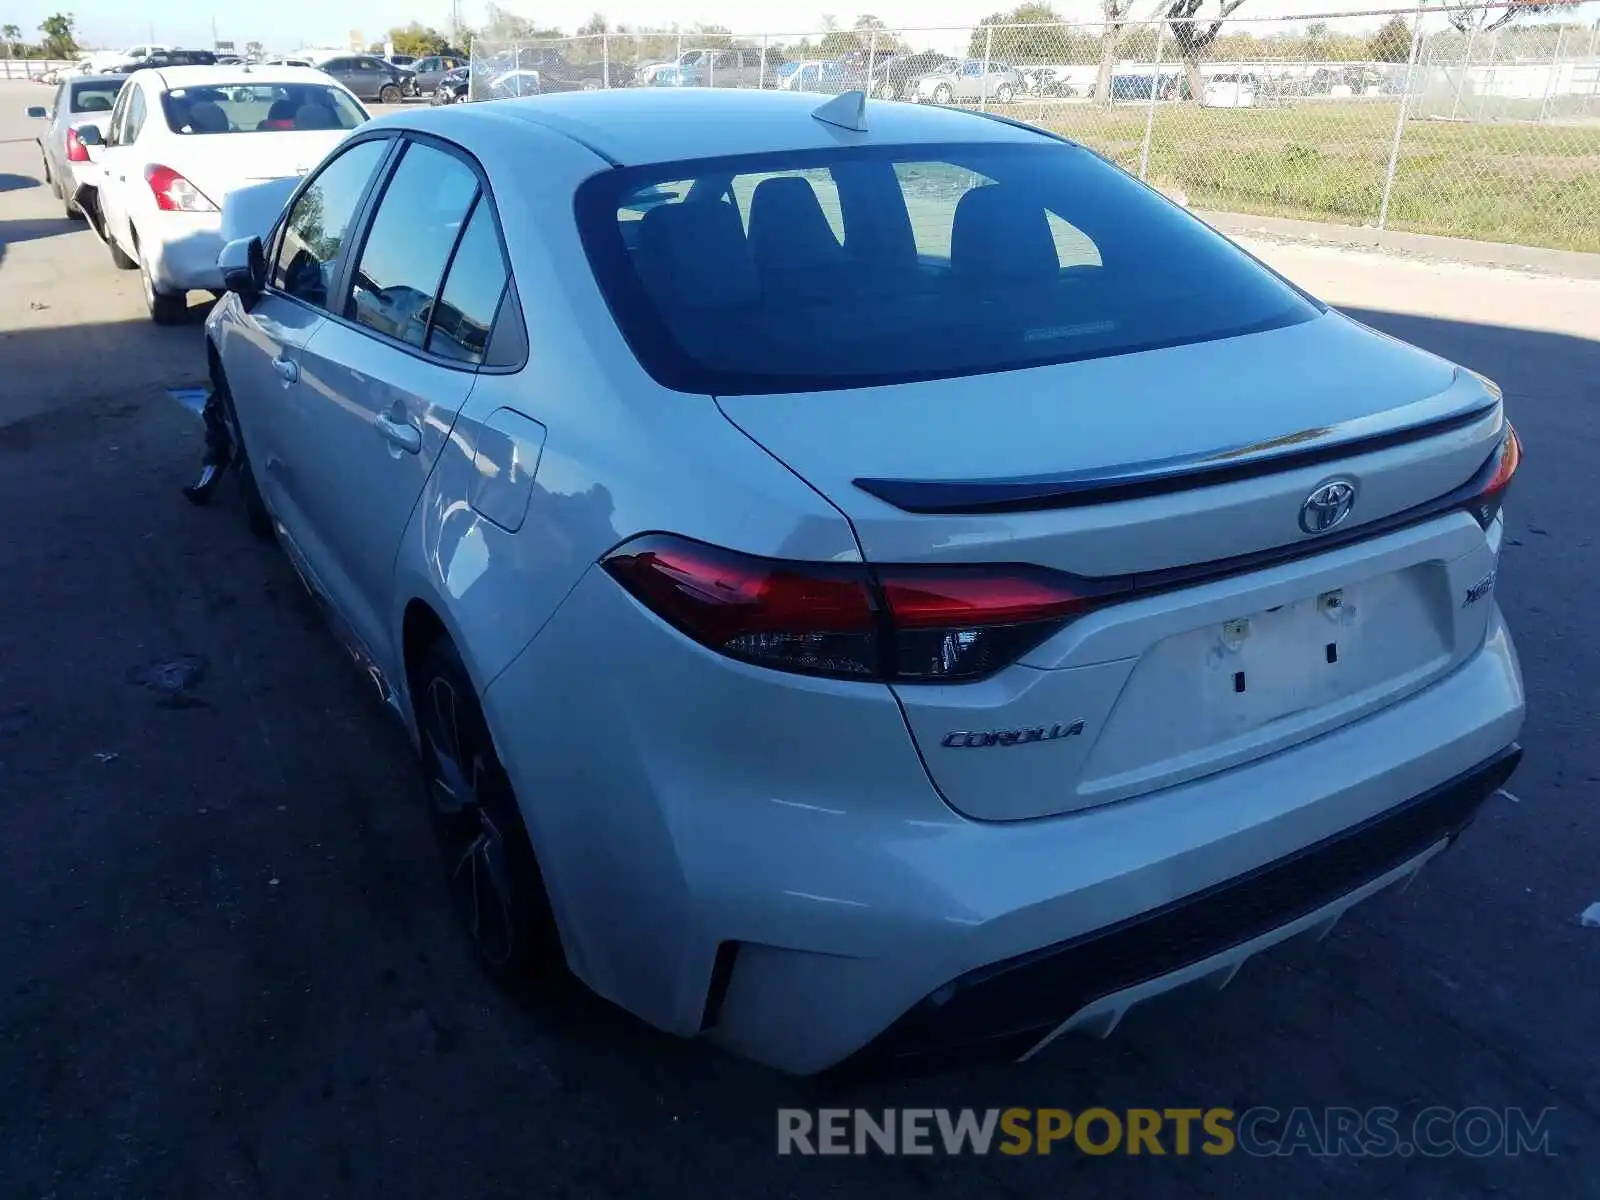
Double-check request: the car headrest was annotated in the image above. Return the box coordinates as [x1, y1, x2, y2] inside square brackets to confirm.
[77, 94, 113, 112]
[746, 176, 845, 271]
[294, 103, 338, 130]
[950, 184, 1059, 280]
[186, 101, 230, 133]
[635, 201, 760, 310]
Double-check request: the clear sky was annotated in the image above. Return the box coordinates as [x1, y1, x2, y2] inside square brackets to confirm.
[11, 0, 1589, 55]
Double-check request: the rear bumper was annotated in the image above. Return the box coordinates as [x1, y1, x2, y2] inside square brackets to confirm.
[485, 559, 1525, 1075]
[841, 742, 1521, 1072]
[139, 213, 224, 292]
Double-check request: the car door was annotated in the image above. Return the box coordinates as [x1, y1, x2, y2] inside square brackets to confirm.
[361, 57, 392, 97]
[96, 79, 148, 253]
[225, 135, 395, 551]
[284, 137, 493, 665]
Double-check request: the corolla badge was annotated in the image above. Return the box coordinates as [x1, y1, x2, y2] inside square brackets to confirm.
[941, 721, 1085, 749]
[1299, 478, 1358, 535]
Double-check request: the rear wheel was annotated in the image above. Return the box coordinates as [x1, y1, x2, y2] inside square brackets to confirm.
[414, 639, 562, 989]
[108, 231, 138, 270]
[140, 253, 187, 325]
[378, 83, 402, 104]
[995, 83, 1015, 104]
[933, 83, 953, 105]
[878, 79, 898, 100]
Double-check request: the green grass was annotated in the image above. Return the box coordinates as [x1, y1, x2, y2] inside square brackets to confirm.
[1006, 100, 1600, 254]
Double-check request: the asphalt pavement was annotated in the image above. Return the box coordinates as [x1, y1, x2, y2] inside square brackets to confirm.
[1, 79, 1597, 1198]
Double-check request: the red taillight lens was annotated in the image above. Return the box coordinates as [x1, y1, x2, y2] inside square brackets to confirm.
[65, 127, 89, 162]
[144, 164, 217, 213]
[602, 534, 1125, 682]
[1469, 424, 1521, 529]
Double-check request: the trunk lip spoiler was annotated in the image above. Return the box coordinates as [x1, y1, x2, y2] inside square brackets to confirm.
[853, 388, 1500, 515]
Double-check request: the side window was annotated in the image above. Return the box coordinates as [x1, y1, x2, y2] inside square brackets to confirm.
[106, 86, 130, 144]
[361, 57, 386, 71]
[963, 61, 981, 77]
[324, 58, 350, 72]
[272, 138, 390, 307]
[346, 142, 479, 350]
[125, 87, 147, 141]
[427, 198, 510, 365]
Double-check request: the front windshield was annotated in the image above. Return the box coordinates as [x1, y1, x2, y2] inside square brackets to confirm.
[160, 82, 367, 135]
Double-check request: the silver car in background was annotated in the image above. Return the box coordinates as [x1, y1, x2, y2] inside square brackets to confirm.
[26, 73, 126, 219]
[914, 58, 1023, 105]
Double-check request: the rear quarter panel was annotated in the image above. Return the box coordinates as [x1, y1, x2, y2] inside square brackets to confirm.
[387, 120, 862, 706]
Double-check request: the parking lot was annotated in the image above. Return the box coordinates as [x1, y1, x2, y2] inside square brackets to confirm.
[2, 76, 1598, 1196]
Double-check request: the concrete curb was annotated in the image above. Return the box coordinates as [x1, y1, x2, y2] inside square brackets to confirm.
[1196, 210, 1600, 281]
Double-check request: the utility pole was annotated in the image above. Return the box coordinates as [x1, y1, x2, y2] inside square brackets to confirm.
[212, 16, 219, 49]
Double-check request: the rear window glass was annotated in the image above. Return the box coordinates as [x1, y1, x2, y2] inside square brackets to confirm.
[575, 142, 1321, 395]
[70, 79, 123, 113]
[160, 83, 366, 135]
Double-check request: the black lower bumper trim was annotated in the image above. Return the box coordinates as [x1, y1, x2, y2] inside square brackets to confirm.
[842, 743, 1522, 1071]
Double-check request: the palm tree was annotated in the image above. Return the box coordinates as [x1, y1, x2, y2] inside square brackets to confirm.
[2, 24, 22, 59]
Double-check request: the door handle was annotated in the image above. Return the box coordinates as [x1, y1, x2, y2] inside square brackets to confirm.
[376, 412, 422, 455]
[272, 356, 299, 384]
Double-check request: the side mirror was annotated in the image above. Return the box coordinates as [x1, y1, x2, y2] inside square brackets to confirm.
[219, 236, 267, 306]
[26, 105, 48, 119]
[72, 123, 104, 147]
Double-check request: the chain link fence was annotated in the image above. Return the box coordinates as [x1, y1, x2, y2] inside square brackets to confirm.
[468, 2, 1600, 253]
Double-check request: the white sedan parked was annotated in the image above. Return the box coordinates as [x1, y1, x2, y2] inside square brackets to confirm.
[73, 64, 368, 323]
[203, 89, 1524, 1075]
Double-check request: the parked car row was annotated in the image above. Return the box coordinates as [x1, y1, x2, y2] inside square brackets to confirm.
[26, 62, 371, 324]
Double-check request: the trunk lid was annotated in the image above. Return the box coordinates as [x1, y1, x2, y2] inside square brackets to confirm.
[717, 312, 1508, 821]
[157, 131, 347, 207]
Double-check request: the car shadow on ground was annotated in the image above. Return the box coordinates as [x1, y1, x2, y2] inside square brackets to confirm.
[0, 214, 81, 247]
[0, 312, 1595, 1198]
[0, 170, 40, 192]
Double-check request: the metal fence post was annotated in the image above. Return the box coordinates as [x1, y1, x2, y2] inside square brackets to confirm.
[1139, 19, 1165, 181]
[868, 29, 878, 95]
[602, 31, 610, 88]
[1449, 18, 1478, 121]
[1378, 7, 1427, 233]
[972, 23, 985, 111]
[1478, 28, 1501, 122]
[760, 33, 768, 90]
[1537, 25, 1564, 122]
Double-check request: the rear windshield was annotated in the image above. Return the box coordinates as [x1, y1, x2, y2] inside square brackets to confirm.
[160, 83, 367, 135]
[575, 142, 1321, 395]
[70, 78, 124, 113]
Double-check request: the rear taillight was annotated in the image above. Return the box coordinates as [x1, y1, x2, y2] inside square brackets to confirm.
[144, 164, 217, 212]
[65, 127, 89, 162]
[1467, 424, 1521, 529]
[602, 534, 1129, 683]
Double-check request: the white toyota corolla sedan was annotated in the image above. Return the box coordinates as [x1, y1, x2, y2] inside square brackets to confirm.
[203, 88, 1525, 1075]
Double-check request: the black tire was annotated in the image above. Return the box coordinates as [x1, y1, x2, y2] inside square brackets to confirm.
[212, 363, 273, 539]
[378, 83, 402, 104]
[933, 83, 953, 105]
[140, 253, 187, 325]
[878, 79, 897, 100]
[995, 83, 1015, 104]
[108, 233, 138, 270]
[413, 639, 562, 990]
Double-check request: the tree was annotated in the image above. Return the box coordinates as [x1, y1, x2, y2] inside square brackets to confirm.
[1367, 15, 1412, 63]
[38, 11, 76, 58]
[387, 21, 451, 56]
[576, 12, 608, 36]
[1447, 0, 1580, 35]
[1163, 0, 1248, 103]
[969, 3, 1073, 64]
[244, 39, 264, 59]
[2, 23, 20, 57]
